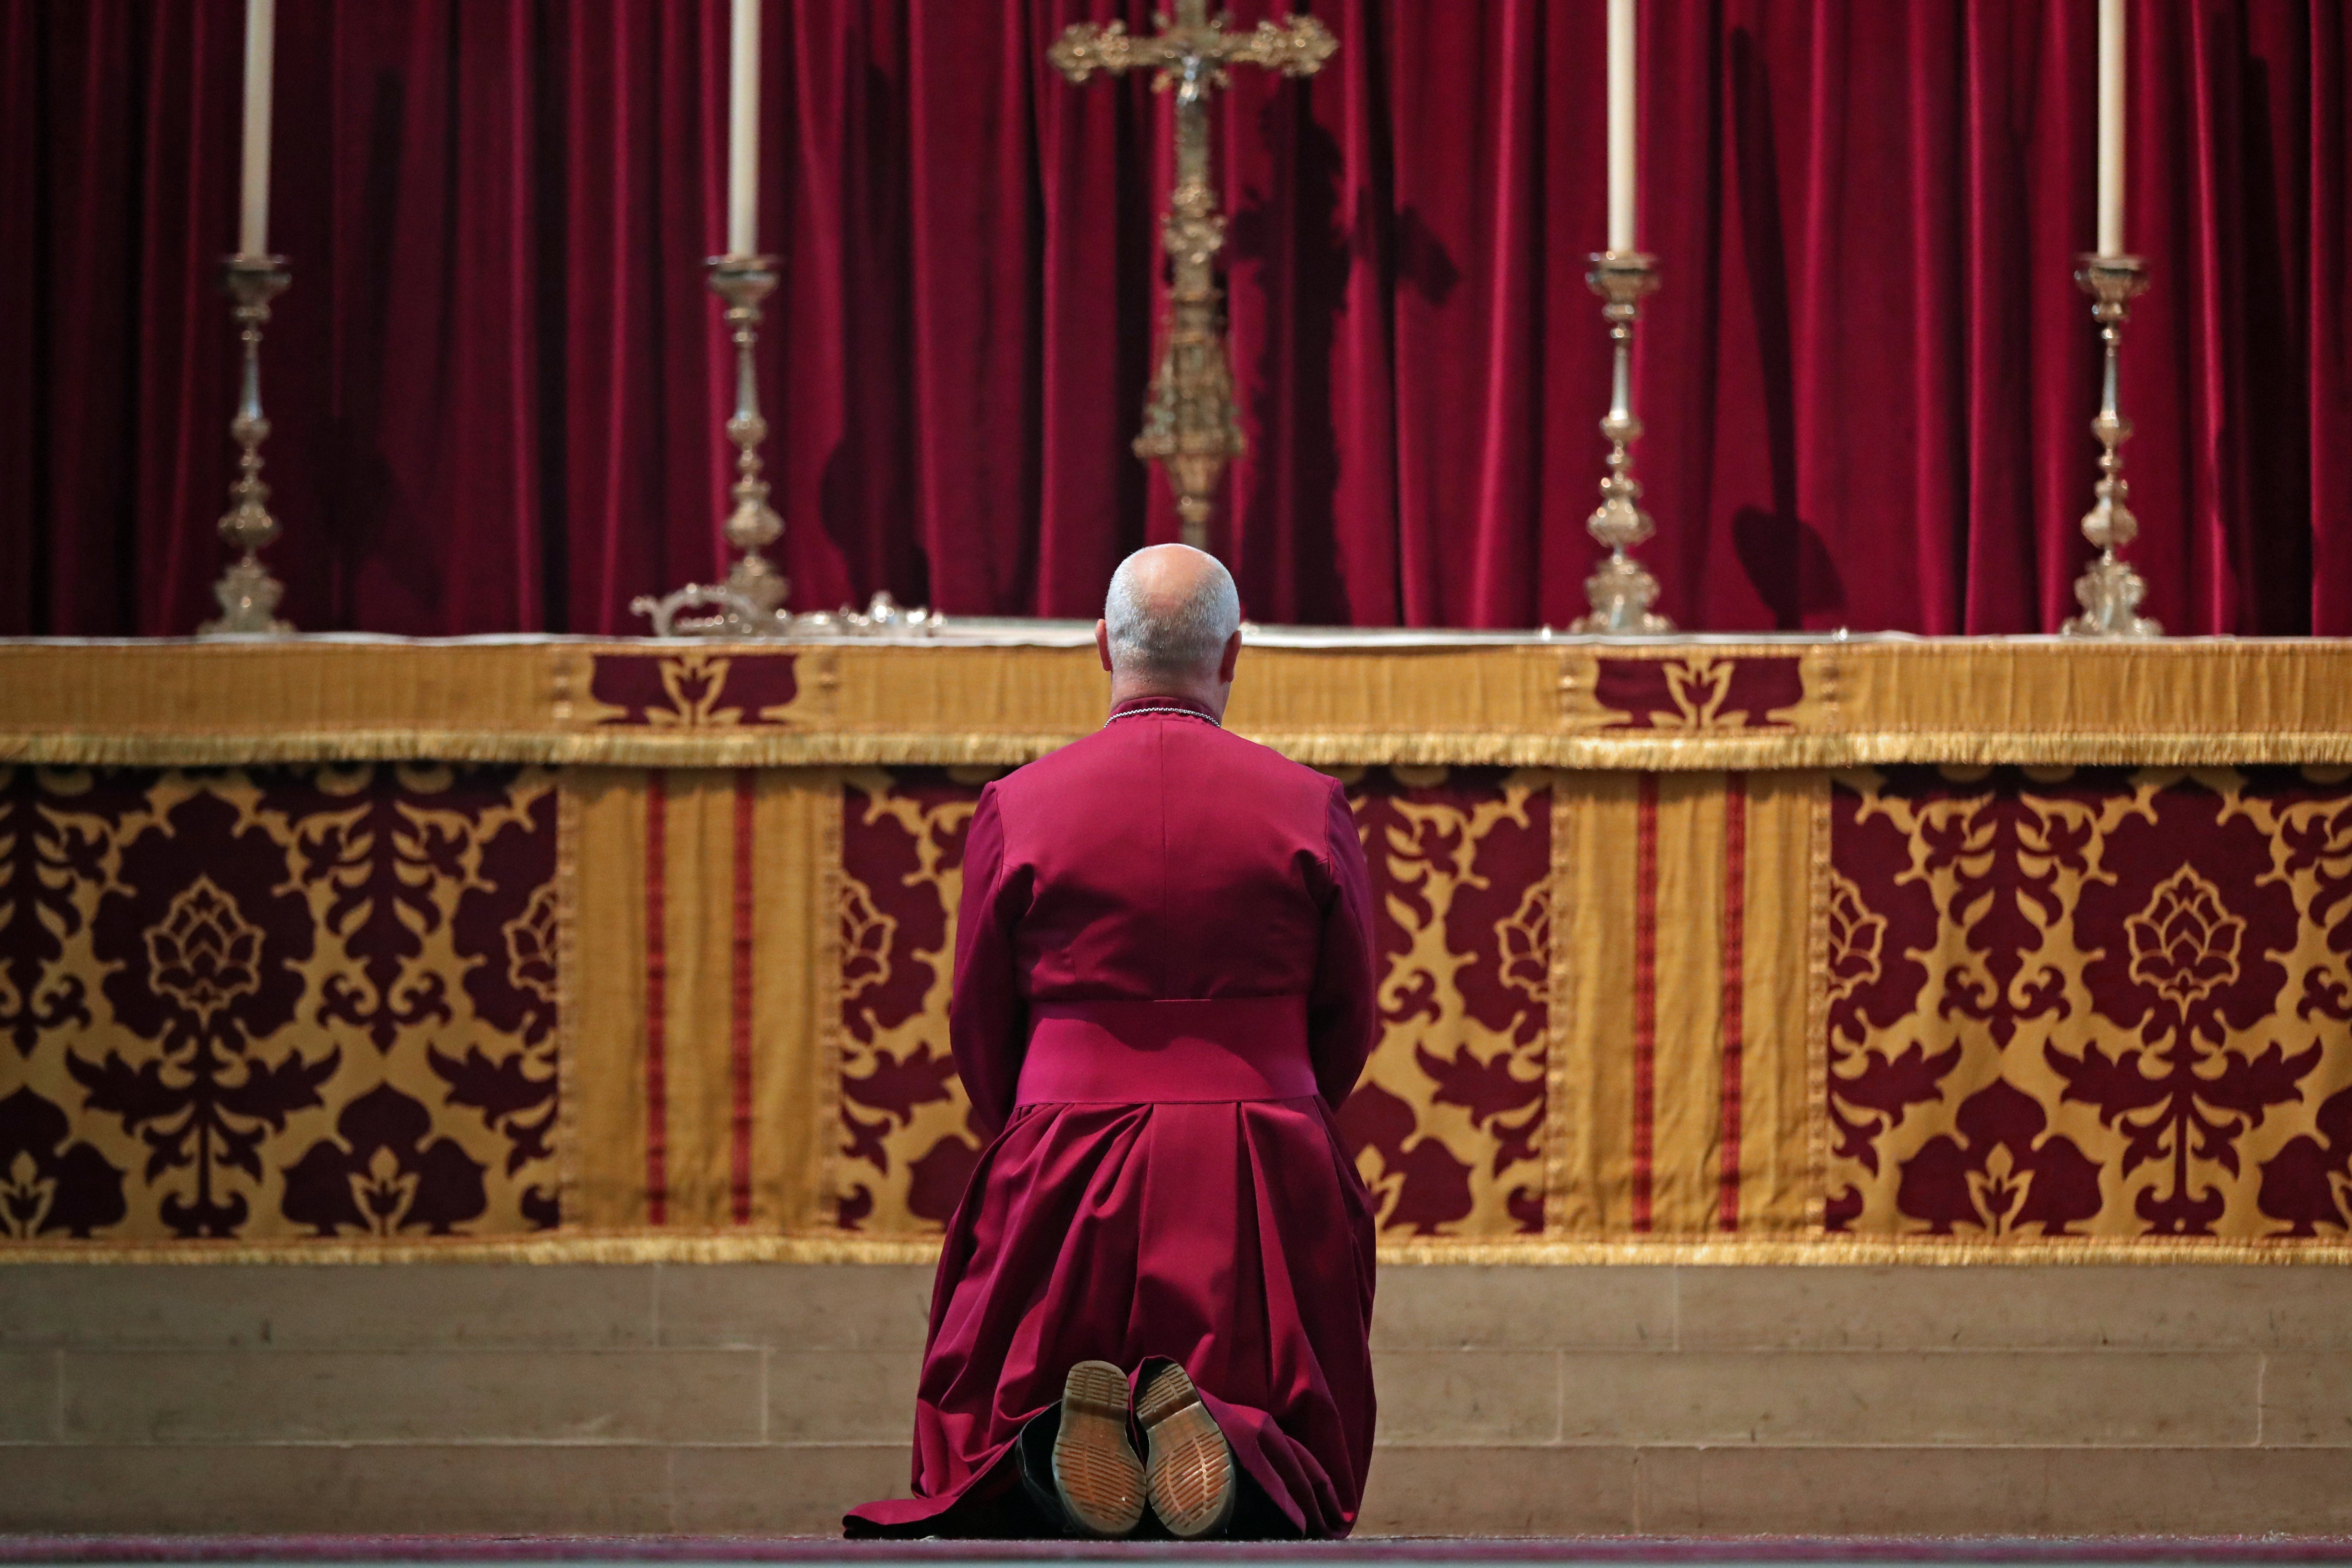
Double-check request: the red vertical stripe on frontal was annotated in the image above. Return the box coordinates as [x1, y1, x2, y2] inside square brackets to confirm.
[730, 768, 756, 1225]
[643, 771, 668, 1226]
[1632, 772, 1659, 1233]
[1719, 774, 1749, 1232]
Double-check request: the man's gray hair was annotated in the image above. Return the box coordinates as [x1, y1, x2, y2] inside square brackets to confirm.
[1103, 545, 1240, 679]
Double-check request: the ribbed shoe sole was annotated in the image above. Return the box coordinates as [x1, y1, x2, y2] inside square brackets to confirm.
[1138, 1363, 1235, 1540]
[1050, 1360, 1145, 1538]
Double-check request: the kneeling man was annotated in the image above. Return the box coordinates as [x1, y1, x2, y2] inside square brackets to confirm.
[846, 545, 1378, 1540]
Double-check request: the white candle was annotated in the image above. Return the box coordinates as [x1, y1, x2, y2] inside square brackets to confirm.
[238, 0, 275, 257]
[1606, 0, 1636, 253]
[2096, 0, 2125, 256]
[727, 0, 760, 257]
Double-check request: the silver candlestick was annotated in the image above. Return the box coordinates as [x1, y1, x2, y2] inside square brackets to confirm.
[631, 255, 793, 637]
[200, 255, 294, 636]
[707, 255, 789, 616]
[2062, 254, 2159, 638]
[634, 254, 946, 640]
[1573, 251, 1671, 634]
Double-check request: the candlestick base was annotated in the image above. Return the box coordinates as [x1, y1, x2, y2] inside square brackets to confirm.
[1577, 547, 1672, 636]
[2061, 254, 2160, 639]
[2064, 551, 2159, 639]
[204, 554, 292, 637]
[1571, 252, 1673, 635]
[200, 254, 295, 637]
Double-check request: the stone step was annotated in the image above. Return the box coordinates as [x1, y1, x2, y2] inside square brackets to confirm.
[5, 1263, 2349, 1536]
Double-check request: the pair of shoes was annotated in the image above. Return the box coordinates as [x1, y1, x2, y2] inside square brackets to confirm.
[1048, 1360, 1237, 1540]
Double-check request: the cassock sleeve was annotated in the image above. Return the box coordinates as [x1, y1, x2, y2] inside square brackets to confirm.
[1307, 778, 1378, 1111]
[948, 781, 1027, 1136]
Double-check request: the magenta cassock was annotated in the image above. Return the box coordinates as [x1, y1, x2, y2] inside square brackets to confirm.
[845, 694, 1380, 1538]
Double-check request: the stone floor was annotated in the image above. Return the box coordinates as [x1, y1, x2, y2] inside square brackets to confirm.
[6, 1539, 2352, 1564]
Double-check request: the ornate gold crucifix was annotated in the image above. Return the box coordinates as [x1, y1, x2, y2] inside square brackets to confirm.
[1050, 3, 1335, 550]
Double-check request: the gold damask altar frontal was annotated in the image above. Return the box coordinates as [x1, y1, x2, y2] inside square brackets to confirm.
[6, 753, 2352, 1262]
[4, 635, 2352, 770]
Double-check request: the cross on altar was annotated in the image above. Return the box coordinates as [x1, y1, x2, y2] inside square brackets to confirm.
[1050, 3, 1336, 551]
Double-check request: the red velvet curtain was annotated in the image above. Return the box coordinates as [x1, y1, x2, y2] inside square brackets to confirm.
[3, 0, 2343, 636]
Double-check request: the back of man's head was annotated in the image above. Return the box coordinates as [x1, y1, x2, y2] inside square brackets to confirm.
[1103, 544, 1240, 683]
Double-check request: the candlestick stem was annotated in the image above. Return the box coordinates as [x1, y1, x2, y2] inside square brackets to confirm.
[709, 255, 787, 616]
[1573, 252, 1671, 634]
[201, 255, 294, 637]
[2063, 254, 2159, 638]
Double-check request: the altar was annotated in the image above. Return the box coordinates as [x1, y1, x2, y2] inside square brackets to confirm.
[8, 629, 2351, 1263]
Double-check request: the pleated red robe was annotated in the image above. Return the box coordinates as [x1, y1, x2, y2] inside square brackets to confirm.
[845, 694, 1380, 1539]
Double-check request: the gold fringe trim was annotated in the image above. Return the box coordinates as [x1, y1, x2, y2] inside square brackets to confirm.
[813, 780, 849, 1233]
[1152, 731, 2352, 771]
[10, 1231, 2352, 1265]
[1542, 778, 1574, 1236]
[9, 728, 2352, 771]
[1375, 1234, 2352, 1266]
[0, 1231, 949, 1266]
[0, 729, 1084, 769]
[1803, 776, 1834, 1234]
[553, 778, 586, 1232]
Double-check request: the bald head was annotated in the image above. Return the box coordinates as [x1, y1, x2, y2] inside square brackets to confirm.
[1102, 545, 1240, 684]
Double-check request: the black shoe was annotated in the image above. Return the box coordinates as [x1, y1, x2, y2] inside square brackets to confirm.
[1137, 1362, 1236, 1539]
[1027, 1360, 1144, 1538]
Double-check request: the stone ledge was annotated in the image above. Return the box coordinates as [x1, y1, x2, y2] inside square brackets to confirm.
[0, 1442, 906, 1536]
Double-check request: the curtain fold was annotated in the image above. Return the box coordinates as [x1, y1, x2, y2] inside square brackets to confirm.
[2, 0, 2343, 636]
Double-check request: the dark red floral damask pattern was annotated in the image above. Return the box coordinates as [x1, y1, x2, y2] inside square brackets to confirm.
[432, 779, 560, 1226]
[1339, 768, 1550, 1236]
[1591, 654, 1805, 731]
[0, 765, 559, 1243]
[282, 1082, 488, 1236]
[1822, 788, 1951, 1230]
[2259, 1082, 2352, 1235]
[2067, 796, 2313, 1234]
[79, 783, 334, 1237]
[2282, 791, 2352, 1028]
[0, 768, 126, 1059]
[2245, 783, 2352, 1234]
[587, 650, 799, 726]
[832, 766, 1552, 1238]
[1829, 766, 2352, 1240]
[1893, 1078, 2103, 1237]
[835, 768, 989, 1231]
[0, 1084, 126, 1238]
